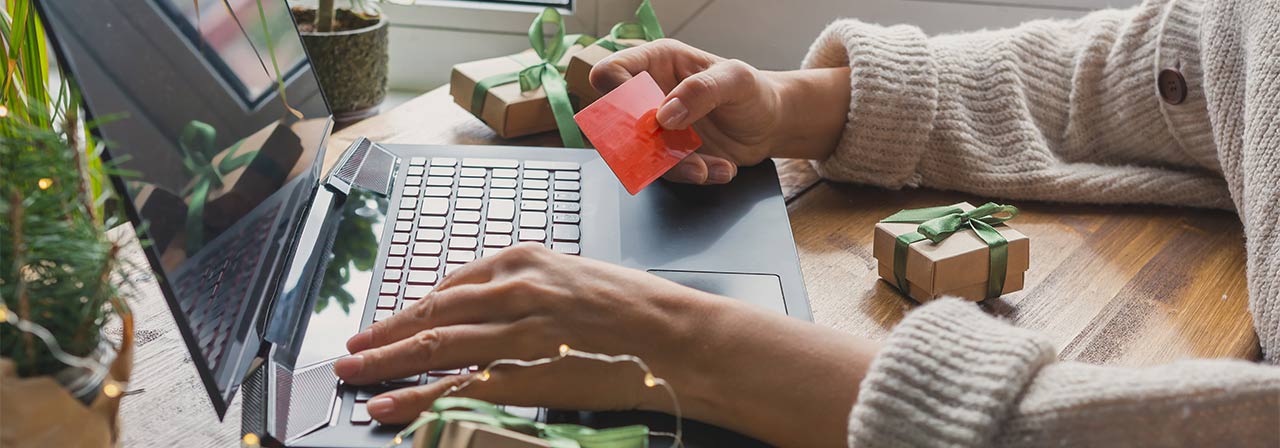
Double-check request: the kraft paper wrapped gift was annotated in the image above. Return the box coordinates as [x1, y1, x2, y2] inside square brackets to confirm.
[449, 50, 578, 139]
[564, 40, 647, 105]
[872, 202, 1029, 302]
[413, 419, 551, 448]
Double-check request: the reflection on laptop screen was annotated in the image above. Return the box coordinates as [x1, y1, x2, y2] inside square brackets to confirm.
[38, 0, 330, 407]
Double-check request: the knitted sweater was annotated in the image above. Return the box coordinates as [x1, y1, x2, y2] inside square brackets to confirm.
[801, 0, 1280, 445]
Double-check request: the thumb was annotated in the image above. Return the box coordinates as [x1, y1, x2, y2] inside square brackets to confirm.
[657, 59, 759, 130]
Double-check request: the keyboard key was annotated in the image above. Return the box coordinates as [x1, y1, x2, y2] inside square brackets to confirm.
[387, 375, 421, 385]
[519, 212, 547, 228]
[386, 257, 405, 268]
[399, 198, 417, 210]
[521, 190, 548, 200]
[426, 176, 454, 187]
[553, 203, 581, 213]
[407, 271, 438, 285]
[486, 222, 513, 234]
[462, 158, 518, 168]
[379, 283, 399, 295]
[452, 223, 480, 236]
[445, 263, 466, 276]
[413, 242, 443, 256]
[416, 229, 445, 242]
[492, 169, 518, 179]
[459, 177, 486, 188]
[459, 167, 487, 178]
[409, 157, 427, 166]
[553, 181, 580, 191]
[487, 199, 515, 220]
[521, 200, 548, 211]
[407, 166, 425, 176]
[405, 176, 422, 188]
[428, 167, 456, 177]
[431, 157, 457, 167]
[419, 216, 447, 228]
[420, 198, 450, 215]
[424, 187, 452, 197]
[455, 198, 483, 210]
[449, 237, 478, 250]
[518, 229, 547, 241]
[391, 233, 410, 244]
[403, 186, 421, 197]
[454, 211, 482, 223]
[397, 210, 414, 221]
[491, 178, 517, 189]
[481, 248, 504, 258]
[555, 171, 580, 181]
[377, 295, 397, 309]
[409, 257, 440, 270]
[458, 187, 484, 198]
[394, 221, 412, 232]
[374, 309, 393, 322]
[553, 225, 580, 241]
[524, 160, 580, 171]
[355, 388, 377, 401]
[389, 244, 408, 256]
[383, 269, 402, 281]
[483, 234, 513, 247]
[490, 189, 516, 199]
[552, 242, 581, 255]
[523, 170, 549, 180]
[351, 403, 372, 424]
[447, 250, 476, 263]
[554, 192, 580, 202]
[523, 179, 549, 190]
[404, 286, 431, 298]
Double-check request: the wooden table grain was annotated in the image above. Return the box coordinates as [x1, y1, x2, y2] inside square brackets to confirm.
[120, 86, 1260, 447]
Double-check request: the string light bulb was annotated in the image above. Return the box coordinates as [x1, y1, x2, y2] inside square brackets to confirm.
[102, 381, 122, 398]
[0, 104, 8, 118]
[643, 373, 657, 388]
[242, 433, 260, 447]
[0, 305, 8, 321]
[37, 178, 53, 190]
[392, 436, 402, 445]
[477, 369, 491, 382]
[559, 344, 570, 356]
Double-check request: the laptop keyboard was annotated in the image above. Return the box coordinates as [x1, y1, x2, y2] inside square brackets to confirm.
[342, 156, 583, 426]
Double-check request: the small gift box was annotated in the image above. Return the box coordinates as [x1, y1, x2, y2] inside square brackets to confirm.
[414, 420, 551, 448]
[873, 202, 1029, 302]
[564, 0, 664, 106]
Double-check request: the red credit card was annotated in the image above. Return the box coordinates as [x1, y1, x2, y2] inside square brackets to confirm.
[574, 71, 702, 195]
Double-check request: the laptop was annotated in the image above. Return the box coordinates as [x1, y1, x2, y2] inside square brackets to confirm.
[37, 1, 810, 446]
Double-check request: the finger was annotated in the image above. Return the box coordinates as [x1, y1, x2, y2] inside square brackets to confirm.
[337, 323, 523, 385]
[365, 374, 472, 423]
[347, 283, 498, 353]
[590, 39, 715, 94]
[658, 59, 758, 130]
[661, 154, 708, 184]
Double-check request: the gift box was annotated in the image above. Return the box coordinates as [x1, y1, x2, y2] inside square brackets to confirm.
[413, 419, 550, 448]
[872, 202, 1029, 302]
[564, 40, 647, 105]
[450, 49, 577, 139]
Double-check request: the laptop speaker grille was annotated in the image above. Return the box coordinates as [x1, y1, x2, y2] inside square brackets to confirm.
[280, 361, 339, 441]
[332, 137, 397, 196]
[333, 138, 371, 184]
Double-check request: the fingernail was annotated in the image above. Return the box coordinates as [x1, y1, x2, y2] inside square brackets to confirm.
[367, 397, 394, 417]
[708, 165, 733, 184]
[658, 98, 688, 129]
[679, 163, 705, 183]
[333, 355, 364, 378]
[346, 331, 371, 353]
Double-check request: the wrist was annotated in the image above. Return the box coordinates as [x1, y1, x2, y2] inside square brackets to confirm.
[766, 67, 852, 161]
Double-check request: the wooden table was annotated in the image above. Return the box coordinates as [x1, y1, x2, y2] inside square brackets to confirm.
[120, 86, 1260, 447]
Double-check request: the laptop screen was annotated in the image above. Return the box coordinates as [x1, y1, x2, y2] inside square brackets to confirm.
[38, 0, 331, 414]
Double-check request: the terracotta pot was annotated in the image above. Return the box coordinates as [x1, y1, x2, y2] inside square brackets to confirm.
[292, 7, 390, 126]
[0, 311, 134, 447]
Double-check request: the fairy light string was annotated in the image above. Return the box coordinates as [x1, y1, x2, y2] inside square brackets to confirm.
[384, 344, 684, 448]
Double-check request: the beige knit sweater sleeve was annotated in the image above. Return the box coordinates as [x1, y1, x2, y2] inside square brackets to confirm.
[800, 0, 1280, 445]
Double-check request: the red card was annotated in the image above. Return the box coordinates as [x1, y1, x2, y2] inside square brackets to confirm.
[574, 71, 702, 195]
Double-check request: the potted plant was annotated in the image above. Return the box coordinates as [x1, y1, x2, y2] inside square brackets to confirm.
[291, 0, 390, 125]
[0, 2, 135, 446]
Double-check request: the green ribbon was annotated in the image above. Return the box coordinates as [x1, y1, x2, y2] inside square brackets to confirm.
[880, 202, 1019, 299]
[595, 0, 665, 52]
[177, 120, 257, 254]
[407, 397, 649, 448]
[469, 8, 593, 148]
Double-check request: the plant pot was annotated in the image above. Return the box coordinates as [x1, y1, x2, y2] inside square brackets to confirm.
[0, 310, 134, 447]
[292, 7, 390, 126]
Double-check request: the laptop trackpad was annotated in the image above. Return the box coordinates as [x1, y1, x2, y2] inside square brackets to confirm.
[648, 270, 787, 315]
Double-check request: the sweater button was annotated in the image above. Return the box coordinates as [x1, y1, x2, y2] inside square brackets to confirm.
[1158, 68, 1187, 105]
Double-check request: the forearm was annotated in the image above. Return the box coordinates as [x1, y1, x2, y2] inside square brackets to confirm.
[764, 67, 850, 161]
[652, 291, 879, 447]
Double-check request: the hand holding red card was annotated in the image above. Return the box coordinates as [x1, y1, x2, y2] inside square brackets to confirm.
[574, 71, 702, 195]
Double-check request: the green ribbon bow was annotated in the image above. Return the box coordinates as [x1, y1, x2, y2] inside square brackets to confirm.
[407, 397, 649, 448]
[177, 120, 257, 254]
[595, 0, 665, 52]
[470, 8, 595, 148]
[879, 202, 1019, 299]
